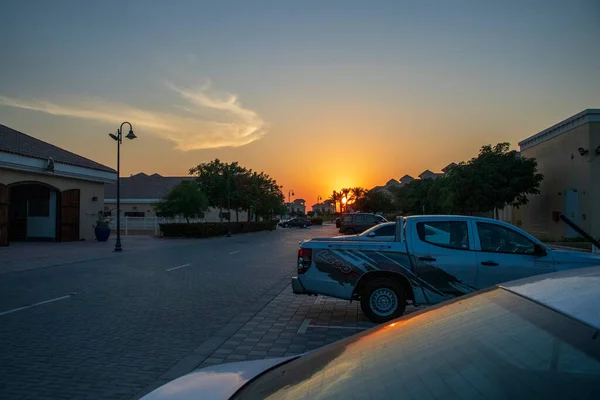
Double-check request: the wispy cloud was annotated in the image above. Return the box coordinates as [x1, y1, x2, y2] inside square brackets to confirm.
[0, 83, 266, 151]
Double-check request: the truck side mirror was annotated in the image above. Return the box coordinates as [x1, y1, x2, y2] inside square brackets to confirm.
[533, 244, 547, 257]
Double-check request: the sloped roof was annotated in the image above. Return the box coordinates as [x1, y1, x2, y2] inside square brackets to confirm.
[0, 124, 115, 173]
[385, 179, 400, 186]
[442, 162, 458, 172]
[399, 174, 414, 183]
[104, 173, 193, 199]
[419, 169, 444, 179]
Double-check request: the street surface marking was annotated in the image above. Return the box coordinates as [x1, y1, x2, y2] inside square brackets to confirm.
[0, 294, 74, 317]
[166, 263, 191, 272]
[298, 318, 311, 334]
[229, 250, 240, 255]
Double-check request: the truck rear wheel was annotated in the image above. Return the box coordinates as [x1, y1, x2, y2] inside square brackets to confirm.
[344, 228, 355, 235]
[360, 278, 406, 323]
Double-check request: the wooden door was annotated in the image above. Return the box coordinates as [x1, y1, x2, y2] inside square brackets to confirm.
[60, 189, 80, 242]
[0, 184, 8, 246]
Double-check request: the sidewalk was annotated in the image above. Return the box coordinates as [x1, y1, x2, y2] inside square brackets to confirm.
[137, 281, 423, 397]
[0, 236, 185, 274]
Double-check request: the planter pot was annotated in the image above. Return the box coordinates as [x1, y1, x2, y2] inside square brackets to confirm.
[95, 225, 111, 242]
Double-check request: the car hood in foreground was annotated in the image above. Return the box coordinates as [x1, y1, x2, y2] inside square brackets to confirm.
[551, 249, 600, 267]
[141, 356, 295, 400]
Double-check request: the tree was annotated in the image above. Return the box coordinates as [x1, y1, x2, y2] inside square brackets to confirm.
[155, 181, 208, 223]
[349, 187, 365, 210]
[327, 191, 342, 213]
[355, 189, 395, 214]
[190, 159, 286, 223]
[445, 143, 544, 215]
[340, 188, 351, 212]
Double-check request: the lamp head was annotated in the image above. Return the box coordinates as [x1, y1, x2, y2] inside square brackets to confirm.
[126, 128, 136, 140]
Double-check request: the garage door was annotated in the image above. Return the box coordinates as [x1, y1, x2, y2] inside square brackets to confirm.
[60, 189, 80, 242]
[0, 184, 7, 246]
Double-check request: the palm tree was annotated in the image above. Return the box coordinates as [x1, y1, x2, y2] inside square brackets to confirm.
[328, 190, 342, 213]
[350, 187, 365, 211]
[341, 188, 351, 212]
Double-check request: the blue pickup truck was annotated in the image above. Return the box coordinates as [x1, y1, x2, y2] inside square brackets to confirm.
[292, 215, 600, 322]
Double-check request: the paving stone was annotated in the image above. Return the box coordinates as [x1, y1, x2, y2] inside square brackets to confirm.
[226, 354, 248, 361]
[248, 350, 267, 356]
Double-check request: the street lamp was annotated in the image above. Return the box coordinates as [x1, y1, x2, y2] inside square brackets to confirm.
[108, 122, 136, 252]
[288, 189, 294, 215]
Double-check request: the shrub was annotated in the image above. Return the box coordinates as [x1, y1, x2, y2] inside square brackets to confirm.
[310, 217, 323, 225]
[159, 221, 277, 238]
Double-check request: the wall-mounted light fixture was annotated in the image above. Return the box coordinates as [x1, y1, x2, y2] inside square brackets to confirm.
[578, 147, 588, 156]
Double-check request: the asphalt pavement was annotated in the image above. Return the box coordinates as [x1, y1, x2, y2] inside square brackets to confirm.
[0, 225, 336, 400]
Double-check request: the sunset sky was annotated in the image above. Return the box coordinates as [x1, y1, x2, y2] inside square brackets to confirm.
[1, 0, 599, 207]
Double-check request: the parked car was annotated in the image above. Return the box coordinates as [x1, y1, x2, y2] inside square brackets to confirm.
[336, 221, 450, 242]
[293, 215, 600, 322]
[279, 217, 311, 228]
[142, 267, 600, 400]
[339, 213, 387, 234]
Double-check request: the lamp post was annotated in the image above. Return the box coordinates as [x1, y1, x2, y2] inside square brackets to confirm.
[108, 122, 136, 252]
[227, 172, 232, 237]
[316, 195, 322, 216]
[288, 189, 294, 216]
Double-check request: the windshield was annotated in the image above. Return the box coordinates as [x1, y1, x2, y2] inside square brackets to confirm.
[234, 288, 600, 399]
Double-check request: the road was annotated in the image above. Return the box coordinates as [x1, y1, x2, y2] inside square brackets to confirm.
[0, 225, 337, 400]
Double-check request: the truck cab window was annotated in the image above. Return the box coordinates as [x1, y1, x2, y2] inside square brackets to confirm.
[376, 224, 395, 236]
[417, 221, 469, 250]
[477, 222, 536, 254]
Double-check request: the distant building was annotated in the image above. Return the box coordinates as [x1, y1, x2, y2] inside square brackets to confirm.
[441, 163, 458, 173]
[399, 175, 414, 185]
[104, 173, 247, 222]
[418, 169, 443, 180]
[311, 200, 335, 214]
[0, 124, 116, 244]
[514, 109, 600, 240]
[287, 199, 306, 215]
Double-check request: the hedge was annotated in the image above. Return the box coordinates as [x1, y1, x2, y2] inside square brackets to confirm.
[159, 221, 277, 238]
[310, 217, 323, 225]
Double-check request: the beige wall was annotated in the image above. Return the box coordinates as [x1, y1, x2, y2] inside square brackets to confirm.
[1, 168, 106, 241]
[589, 123, 600, 239]
[103, 201, 249, 222]
[517, 123, 599, 240]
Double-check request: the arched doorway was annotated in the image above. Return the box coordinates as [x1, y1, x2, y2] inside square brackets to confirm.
[0, 182, 81, 245]
[8, 182, 60, 242]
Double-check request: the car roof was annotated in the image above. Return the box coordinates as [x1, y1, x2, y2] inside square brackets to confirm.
[501, 266, 600, 329]
[405, 214, 515, 225]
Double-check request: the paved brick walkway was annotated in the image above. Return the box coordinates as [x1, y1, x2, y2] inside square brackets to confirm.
[137, 282, 424, 397]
